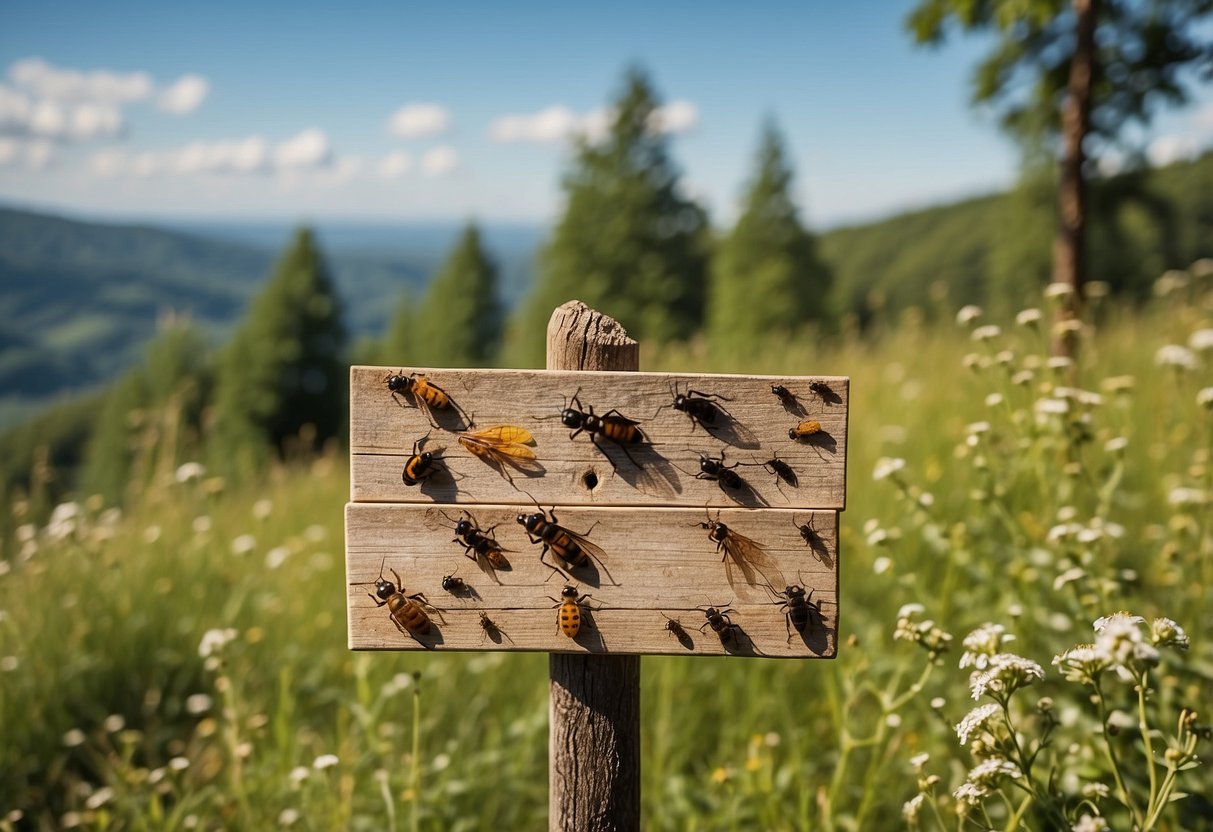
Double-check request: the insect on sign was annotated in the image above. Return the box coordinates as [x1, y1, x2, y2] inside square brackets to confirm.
[346, 365, 848, 659]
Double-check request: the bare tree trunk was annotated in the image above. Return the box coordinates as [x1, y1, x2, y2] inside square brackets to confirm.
[1052, 0, 1098, 358]
[546, 300, 641, 832]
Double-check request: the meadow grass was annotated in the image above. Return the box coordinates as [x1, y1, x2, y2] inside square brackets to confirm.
[2, 274, 1211, 830]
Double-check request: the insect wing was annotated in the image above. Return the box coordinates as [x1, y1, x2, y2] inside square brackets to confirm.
[722, 528, 784, 592]
[459, 425, 537, 460]
[561, 525, 609, 565]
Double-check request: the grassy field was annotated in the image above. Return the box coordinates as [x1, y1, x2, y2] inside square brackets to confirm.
[2, 274, 1212, 830]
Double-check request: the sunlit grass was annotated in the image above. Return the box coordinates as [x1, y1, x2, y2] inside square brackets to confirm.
[3, 272, 1212, 830]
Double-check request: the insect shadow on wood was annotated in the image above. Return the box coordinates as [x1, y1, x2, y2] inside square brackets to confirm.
[652, 381, 760, 449]
[744, 452, 797, 497]
[809, 380, 843, 406]
[764, 575, 821, 646]
[771, 383, 807, 417]
[679, 450, 768, 507]
[456, 423, 546, 490]
[661, 612, 695, 650]
[792, 514, 832, 567]
[697, 602, 764, 656]
[383, 370, 474, 431]
[478, 611, 513, 645]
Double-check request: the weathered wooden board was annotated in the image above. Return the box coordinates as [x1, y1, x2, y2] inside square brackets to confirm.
[346, 503, 838, 658]
[350, 367, 849, 509]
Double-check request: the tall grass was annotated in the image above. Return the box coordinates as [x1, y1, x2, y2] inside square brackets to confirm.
[2, 271, 1211, 830]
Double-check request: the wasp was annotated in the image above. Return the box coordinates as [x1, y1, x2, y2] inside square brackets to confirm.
[654, 382, 732, 432]
[362, 560, 438, 643]
[457, 425, 540, 486]
[792, 514, 829, 562]
[478, 611, 512, 644]
[694, 450, 748, 491]
[440, 510, 511, 571]
[549, 585, 594, 639]
[699, 510, 784, 593]
[698, 603, 741, 651]
[558, 388, 646, 471]
[768, 580, 821, 642]
[788, 419, 823, 441]
[516, 503, 611, 582]
[383, 370, 470, 427]
[662, 612, 693, 649]
[401, 432, 444, 486]
[762, 453, 798, 489]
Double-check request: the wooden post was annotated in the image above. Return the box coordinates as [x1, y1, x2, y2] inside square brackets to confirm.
[546, 300, 641, 832]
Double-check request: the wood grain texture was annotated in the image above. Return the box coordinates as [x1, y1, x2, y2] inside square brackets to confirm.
[346, 503, 838, 658]
[350, 366, 849, 509]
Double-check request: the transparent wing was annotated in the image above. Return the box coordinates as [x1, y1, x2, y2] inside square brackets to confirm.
[723, 528, 783, 590]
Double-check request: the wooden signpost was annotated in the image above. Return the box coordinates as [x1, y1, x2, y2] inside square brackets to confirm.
[345, 301, 849, 829]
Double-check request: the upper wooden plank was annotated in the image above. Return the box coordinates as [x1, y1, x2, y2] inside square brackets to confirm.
[350, 366, 849, 509]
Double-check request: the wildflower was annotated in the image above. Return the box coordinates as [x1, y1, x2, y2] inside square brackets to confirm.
[1016, 308, 1042, 326]
[955, 703, 1001, 745]
[1053, 567, 1086, 590]
[1193, 258, 1213, 278]
[289, 766, 310, 785]
[969, 653, 1044, 700]
[1093, 611, 1145, 632]
[1155, 344, 1198, 371]
[1189, 329, 1213, 352]
[279, 808, 300, 826]
[952, 782, 987, 808]
[711, 766, 729, 784]
[231, 534, 256, 555]
[313, 754, 339, 770]
[930, 697, 946, 710]
[966, 757, 1023, 787]
[304, 525, 326, 542]
[103, 714, 125, 733]
[60, 812, 83, 829]
[185, 694, 213, 715]
[902, 794, 925, 823]
[1046, 356, 1073, 371]
[873, 457, 906, 481]
[956, 305, 982, 325]
[1045, 282, 1074, 299]
[0, 656, 17, 672]
[193, 516, 212, 534]
[85, 787, 114, 810]
[763, 732, 780, 747]
[909, 752, 930, 771]
[994, 350, 1014, 365]
[1035, 397, 1069, 415]
[253, 498, 273, 520]
[1167, 487, 1207, 506]
[169, 756, 190, 771]
[175, 462, 205, 483]
[1103, 436, 1128, 454]
[1011, 370, 1034, 387]
[198, 628, 238, 658]
[894, 606, 952, 659]
[971, 325, 1001, 342]
[1081, 782, 1110, 799]
[1150, 617, 1189, 650]
[1198, 387, 1213, 409]
[62, 728, 86, 747]
[966, 421, 991, 436]
[265, 546, 290, 570]
[1093, 614, 1159, 676]
[872, 556, 892, 574]
[1073, 814, 1109, 832]
[960, 624, 1016, 669]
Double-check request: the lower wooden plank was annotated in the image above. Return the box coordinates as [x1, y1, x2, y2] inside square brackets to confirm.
[346, 503, 839, 658]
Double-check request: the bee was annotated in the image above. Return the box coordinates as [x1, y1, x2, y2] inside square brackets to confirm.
[792, 514, 829, 562]
[699, 510, 784, 593]
[762, 453, 798, 489]
[478, 611, 512, 644]
[698, 603, 741, 651]
[788, 419, 823, 441]
[695, 451, 748, 491]
[363, 560, 438, 643]
[383, 370, 470, 427]
[768, 580, 821, 642]
[558, 387, 646, 471]
[401, 432, 444, 486]
[771, 384, 797, 408]
[655, 382, 732, 433]
[457, 425, 540, 486]
[516, 504, 611, 582]
[662, 612, 693, 649]
[549, 585, 594, 639]
[440, 510, 511, 571]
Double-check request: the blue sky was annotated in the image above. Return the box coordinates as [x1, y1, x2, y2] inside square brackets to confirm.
[1, 1, 1210, 229]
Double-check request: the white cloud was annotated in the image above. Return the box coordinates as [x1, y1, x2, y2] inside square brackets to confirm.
[420, 145, 458, 176]
[0, 137, 17, 165]
[1148, 133, 1202, 166]
[489, 100, 697, 145]
[24, 139, 53, 169]
[274, 128, 332, 169]
[157, 74, 210, 115]
[388, 103, 450, 138]
[651, 100, 699, 135]
[0, 137, 53, 169]
[69, 102, 124, 139]
[378, 150, 413, 178]
[178, 136, 269, 174]
[9, 57, 153, 103]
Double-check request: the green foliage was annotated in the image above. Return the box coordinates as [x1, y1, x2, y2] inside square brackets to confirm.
[905, 0, 1212, 146]
[514, 67, 709, 363]
[708, 121, 832, 357]
[380, 289, 416, 366]
[209, 229, 347, 474]
[410, 223, 502, 367]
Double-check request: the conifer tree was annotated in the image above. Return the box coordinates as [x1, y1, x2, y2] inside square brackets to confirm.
[708, 121, 832, 356]
[210, 228, 346, 473]
[515, 67, 709, 361]
[380, 288, 415, 365]
[412, 223, 502, 366]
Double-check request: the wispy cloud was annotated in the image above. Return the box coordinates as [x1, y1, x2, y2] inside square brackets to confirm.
[274, 127, 331, 169]
[9, 57, 152, 103]
[377, 150, 413, 178]
[0, 137, 54, 169]
[488, 100, 698, 145]
[420, 145, 458, 176]
[91, 128, 337, 178]
[388, 103, 450, 138]
[157, 74, 210, 115]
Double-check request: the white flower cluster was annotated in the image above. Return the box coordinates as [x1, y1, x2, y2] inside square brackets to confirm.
[968, 653, 1044, 701]
[198, 628, 238, 659]
[1054, 612, 1188, 685]
[952, 756, 1023, 808]
[959, 623, 1016, 669]
[955, 703, 1001, 745]
[894, 604, 953, 658]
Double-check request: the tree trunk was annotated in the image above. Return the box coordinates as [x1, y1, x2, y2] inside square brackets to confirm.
[1052, 0, 1098, 358]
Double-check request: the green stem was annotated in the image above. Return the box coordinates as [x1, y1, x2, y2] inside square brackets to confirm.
[1094, 681, 1140, 827]
[1005, 792, 1033, 831]
[410, 683, 421, 832]
[1137, 671, 1158, 812]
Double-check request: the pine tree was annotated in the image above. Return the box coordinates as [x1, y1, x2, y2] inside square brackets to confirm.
[708, 121, 832, 357]
[379, 288, 415, 365]
[514, 67, 709, 362]
[411, 223, 502, 366]
[210, 228, 346, 473]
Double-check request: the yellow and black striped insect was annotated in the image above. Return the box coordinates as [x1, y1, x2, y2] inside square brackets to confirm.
[401, 432, 444, 486]
[767, 579, 821, 642]
[558, 387, 646, 471]
[655, 382, 732, 433]
[698, 603, 741, 651]
[516, 504, 609, 581]
[441, 510, 510, 571]
[549, 585, 594, 638]
[792, 514, 829, 562]
[362, 560, 438, 643]
[788, 419, 823, 441]
[662, 612, 693, 649]
[699, 510, 784, 592]
[384, 370, 470, 427]
[457, 425, 540, 486]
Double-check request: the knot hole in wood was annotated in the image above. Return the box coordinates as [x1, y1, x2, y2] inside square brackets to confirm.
[581, 469, 599, 491]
